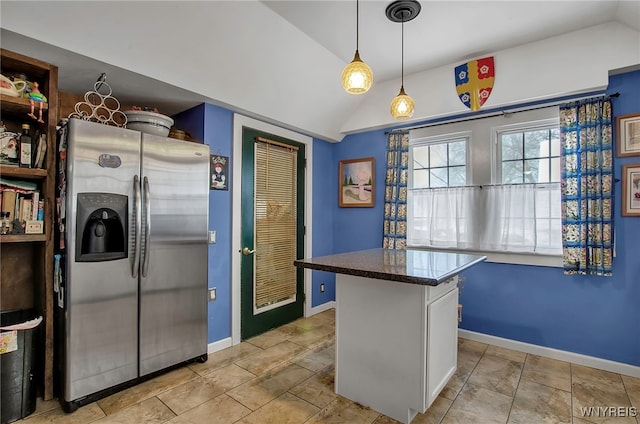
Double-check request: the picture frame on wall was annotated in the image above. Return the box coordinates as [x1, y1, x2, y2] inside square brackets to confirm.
[616, 112, 640, 157]
[622, 164, 640, 217]
[339, 157, 375, 207]
[210, 155, 229, 190]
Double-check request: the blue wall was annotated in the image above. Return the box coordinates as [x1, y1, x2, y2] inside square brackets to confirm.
[330, 70, 640, 367]
[175, 70, 639, 367]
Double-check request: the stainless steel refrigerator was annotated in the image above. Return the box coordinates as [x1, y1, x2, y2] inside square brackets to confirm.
[57, 118, 209, 412]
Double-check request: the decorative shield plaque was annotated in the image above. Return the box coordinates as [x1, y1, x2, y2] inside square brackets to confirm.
[454, 56, 495, 111]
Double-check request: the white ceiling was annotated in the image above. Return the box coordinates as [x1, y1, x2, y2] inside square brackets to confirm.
[264, 0, 639, 83]
[1, 1, 639, 141]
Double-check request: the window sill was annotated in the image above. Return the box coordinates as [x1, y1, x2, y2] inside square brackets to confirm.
[407, 246, 563, 268]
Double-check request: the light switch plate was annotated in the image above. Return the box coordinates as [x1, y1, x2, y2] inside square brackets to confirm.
[208, 230, 216, 244]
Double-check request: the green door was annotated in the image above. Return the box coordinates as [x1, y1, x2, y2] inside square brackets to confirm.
[240, 127, 305, 340]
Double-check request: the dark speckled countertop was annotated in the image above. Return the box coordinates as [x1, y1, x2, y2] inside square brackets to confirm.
[294, 248, 486, 286]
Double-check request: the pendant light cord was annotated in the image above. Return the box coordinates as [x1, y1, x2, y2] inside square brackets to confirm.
[401, 18, 404, 87]
[356, 0, 360, 52]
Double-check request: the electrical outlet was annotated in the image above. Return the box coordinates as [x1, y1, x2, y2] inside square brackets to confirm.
[208, 288, 216, 301]
[320, 283, 325, 293]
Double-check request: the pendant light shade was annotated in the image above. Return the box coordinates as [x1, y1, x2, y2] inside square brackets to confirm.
[342, 51, 374, 94]
[390, 86, 415, 119]
[386, 0, 420, 120]
[342, 0, 373, 94]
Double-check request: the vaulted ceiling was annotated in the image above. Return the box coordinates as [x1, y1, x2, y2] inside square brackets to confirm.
[1, 1, 639, 142]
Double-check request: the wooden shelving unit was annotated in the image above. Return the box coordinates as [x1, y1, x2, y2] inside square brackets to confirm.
[1, 48, 58, 400]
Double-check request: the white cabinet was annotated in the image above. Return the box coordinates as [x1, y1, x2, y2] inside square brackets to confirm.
[425, 287, 458, 407]
[335, 274, 459, 424]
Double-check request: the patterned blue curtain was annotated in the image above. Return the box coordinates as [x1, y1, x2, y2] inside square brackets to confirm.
[560, 98, 613, 276]
[383, 131, 409, 249]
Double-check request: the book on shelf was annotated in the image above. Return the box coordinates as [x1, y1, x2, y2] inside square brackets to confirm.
[0, 186, 44, 235]
[34, 133, 47, 169]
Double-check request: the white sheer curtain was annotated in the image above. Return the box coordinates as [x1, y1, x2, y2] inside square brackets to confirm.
[408, 183, 562, 255]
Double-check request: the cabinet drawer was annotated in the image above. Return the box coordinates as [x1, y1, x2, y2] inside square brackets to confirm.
[424, 275, 457, 303]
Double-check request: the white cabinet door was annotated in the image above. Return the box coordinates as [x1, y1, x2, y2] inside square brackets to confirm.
[425, 287, 458, 407]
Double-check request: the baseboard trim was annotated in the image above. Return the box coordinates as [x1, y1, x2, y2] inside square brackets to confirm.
[208, 337, 233, 354]
[307, 301, 336, 317]
[458, 329, 640, 378]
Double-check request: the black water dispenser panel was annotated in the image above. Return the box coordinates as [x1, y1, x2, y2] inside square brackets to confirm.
[76, 193, 128, 262]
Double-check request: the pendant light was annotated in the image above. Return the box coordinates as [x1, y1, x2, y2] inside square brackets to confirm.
[342, 0, 373, 94]
[386, 0, 420, 119]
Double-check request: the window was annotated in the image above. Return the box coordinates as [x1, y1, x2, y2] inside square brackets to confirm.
[498, 125, 560, 184]
[411, 135, 468, 188]
[407, 109, 563, 264]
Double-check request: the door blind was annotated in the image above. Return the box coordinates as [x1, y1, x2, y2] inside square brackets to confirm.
[253, 138, 298, 312]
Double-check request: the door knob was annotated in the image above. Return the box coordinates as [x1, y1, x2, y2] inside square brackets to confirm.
[242, 247, 256, 255]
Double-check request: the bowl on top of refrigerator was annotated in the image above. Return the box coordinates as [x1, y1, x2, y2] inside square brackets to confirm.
[124, 109, 174, 137]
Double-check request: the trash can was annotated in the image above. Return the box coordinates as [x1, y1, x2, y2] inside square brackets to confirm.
[0, 309, 40, 424]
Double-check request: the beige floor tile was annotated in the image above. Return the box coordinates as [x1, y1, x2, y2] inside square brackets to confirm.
[157, 376, 226, 415]
[572, 375, 636, 423]
[294, 310, 335, 330]
[92, 397, 175, 424]
[166, 394, 251, 424]
[235, 340, 307, 375]
[31, 398, 61, 416]
[187, 342, 262, 377]
[202, 363, 256, 391]
[622, 375, 640, 409]
[96, 366, 197, 415]
[484, 345, 527, 363]
[410, 395, 453, 424]
[244, 324, 298, 349]
[572, 364, 624, 386]
[440, 346, 483, 400]
[466, 353, 523, 397]
[287, 323, 335, 350]
[441, 383, 512, 424]
[371, 415, 400, 423]
[292, 343, 335, 372]
[227, 363, 314, 411]
[507, 379, 571, 424]
[21, 402, 105, 424]
[458, 338, 488, 358]
[306, 396, 380, 424]
[235, 392, 319, 424]
[289, 367, 338, 409]
[521, 354, 571, 392]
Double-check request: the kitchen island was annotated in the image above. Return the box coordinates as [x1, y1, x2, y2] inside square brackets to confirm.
[294, 248, 486, 424]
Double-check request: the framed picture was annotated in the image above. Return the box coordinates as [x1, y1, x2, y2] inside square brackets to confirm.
[339, 157, 375, 207]
[210, 155, 229, 190]
[616, 113, 640, 157]
[622, 164, 640, 217]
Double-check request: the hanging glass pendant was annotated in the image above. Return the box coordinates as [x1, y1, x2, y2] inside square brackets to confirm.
[390, 86, 415, 119]
[342, 50, 374, 94]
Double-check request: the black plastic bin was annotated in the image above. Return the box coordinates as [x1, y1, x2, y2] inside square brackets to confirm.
[0, 309, 40, 424]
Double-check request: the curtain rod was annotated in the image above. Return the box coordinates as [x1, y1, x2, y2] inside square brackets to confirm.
[385, 91, 620, 134]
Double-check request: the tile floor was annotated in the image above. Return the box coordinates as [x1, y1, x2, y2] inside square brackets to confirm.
[20, 308, 640, 424]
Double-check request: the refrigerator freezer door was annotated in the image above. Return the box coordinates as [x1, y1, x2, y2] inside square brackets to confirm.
[64, 119, 141, 401]
[139, 134, 209, 376]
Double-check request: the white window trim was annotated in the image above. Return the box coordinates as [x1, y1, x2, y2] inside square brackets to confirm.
[407, 245, 563, 268]
[409, 131, 472, 188]
[491, 117, 560, 183]
[408, 111, 565, 268]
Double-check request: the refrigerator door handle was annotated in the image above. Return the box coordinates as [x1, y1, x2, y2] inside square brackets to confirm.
[142, 176, 151, 277]
[132, 175, 142, 278]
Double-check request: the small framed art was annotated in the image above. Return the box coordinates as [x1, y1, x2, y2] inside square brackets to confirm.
[210, 155, 229, 190]
[622, 164, 640, 217]
[616, 113, 640, 157]
[339, 157, 374, 207]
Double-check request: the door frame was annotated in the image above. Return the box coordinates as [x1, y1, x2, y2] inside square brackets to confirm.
[232, 114, 313, 345]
